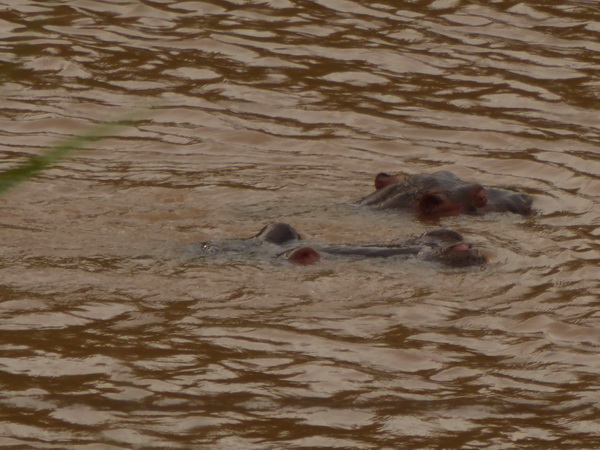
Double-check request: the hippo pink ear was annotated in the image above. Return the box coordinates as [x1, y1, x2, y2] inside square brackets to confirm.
[418, 191, 457, 217]
[287, 247, 321, 265]
[374, 173, 399, 190]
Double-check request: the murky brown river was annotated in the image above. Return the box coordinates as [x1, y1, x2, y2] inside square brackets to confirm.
[1, 0, 600, 448]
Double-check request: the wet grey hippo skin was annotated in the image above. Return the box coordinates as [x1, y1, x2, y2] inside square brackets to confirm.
[191, 222, 485, 267]
[359, 171, 532, 217]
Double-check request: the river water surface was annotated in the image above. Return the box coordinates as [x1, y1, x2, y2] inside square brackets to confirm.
[1, 1, 600, 448]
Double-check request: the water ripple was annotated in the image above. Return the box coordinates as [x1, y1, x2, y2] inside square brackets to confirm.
[1, 0, 600, 448]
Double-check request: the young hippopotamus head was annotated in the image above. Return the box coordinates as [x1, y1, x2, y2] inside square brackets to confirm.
[361, 171, 532, 217]
[191, 223, 484, 268]
[285, 228, 485, 268]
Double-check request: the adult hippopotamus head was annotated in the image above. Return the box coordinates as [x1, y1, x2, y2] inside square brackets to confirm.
[361, 171, 532, 217]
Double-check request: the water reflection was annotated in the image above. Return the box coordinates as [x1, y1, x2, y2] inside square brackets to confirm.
[1, 0, 600, 448]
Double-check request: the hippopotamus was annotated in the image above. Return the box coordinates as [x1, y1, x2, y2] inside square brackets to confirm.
[190, 222, 485, 267]
[359, 171, 532, 217]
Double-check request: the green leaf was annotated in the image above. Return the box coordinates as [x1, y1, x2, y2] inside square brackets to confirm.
[0, 115, 140, 194]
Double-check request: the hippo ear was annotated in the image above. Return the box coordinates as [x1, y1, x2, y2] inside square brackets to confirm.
[418, 191, 455, 216]
[286, 247, 321, 265]
[374, 173, 399, 190]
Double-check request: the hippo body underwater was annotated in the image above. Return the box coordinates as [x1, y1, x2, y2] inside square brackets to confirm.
[359, 171, 532, 217]
[190, 222, 485, 268]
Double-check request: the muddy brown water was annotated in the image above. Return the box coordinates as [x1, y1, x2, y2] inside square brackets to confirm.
[1, 1, 600, 448]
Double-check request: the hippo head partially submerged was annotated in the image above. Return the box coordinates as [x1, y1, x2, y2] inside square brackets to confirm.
[191, 222, 485, 268]
[285, 228, 485, 268]
[362, 171, 532, 217]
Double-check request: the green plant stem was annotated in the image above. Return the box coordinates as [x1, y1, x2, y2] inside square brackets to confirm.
[0, 119, 135, 194]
